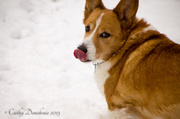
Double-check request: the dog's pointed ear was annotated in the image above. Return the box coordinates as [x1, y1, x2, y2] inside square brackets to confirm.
[113, 0, 139, 30]
[84, 0, 105, 23]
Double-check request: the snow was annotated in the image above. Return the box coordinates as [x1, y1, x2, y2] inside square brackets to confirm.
[0, 0, 179, 119]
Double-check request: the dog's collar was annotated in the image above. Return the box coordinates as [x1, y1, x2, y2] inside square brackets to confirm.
[93, 61, 104, 69]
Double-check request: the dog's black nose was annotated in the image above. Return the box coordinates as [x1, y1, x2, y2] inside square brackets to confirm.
[78, 44, 87, 53]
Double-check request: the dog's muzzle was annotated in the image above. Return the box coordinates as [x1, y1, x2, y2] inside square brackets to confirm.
[74, 44, 87, 62]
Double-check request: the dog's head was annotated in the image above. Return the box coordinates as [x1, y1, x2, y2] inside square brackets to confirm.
[74, 0, 139, 63]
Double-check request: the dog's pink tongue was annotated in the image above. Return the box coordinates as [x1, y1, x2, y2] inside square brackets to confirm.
[74, 49, 87, 62]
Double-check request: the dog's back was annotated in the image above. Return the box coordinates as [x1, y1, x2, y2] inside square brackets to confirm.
[142, 37, 180, 118]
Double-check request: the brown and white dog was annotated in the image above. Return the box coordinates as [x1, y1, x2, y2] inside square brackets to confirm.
[74, 0, 180, 118]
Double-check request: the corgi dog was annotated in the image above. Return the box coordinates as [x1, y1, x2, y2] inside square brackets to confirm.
[74, 0, 180, 118]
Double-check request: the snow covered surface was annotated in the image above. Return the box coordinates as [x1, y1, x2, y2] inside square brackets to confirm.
[0, 0, 180, 119]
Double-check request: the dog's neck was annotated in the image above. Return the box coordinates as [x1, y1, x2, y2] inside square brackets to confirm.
[105, 19, 158, 68]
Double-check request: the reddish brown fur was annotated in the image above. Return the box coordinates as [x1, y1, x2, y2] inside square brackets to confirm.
[83, 0, 180, 118]
[106, 20, 180, 118]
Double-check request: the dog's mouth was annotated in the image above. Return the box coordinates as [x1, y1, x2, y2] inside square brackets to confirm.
[74, 43, 92, 62]
[74, 49, 88, 62]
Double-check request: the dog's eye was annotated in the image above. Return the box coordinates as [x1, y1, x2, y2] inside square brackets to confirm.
[85, 25, 90, 32]
[100, 32, 111, 38]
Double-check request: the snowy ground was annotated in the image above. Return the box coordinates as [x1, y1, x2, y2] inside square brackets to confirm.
[0, 0, 180, 119]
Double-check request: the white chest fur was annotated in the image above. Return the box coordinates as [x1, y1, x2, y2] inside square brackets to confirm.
[94, 61, 111, 95]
